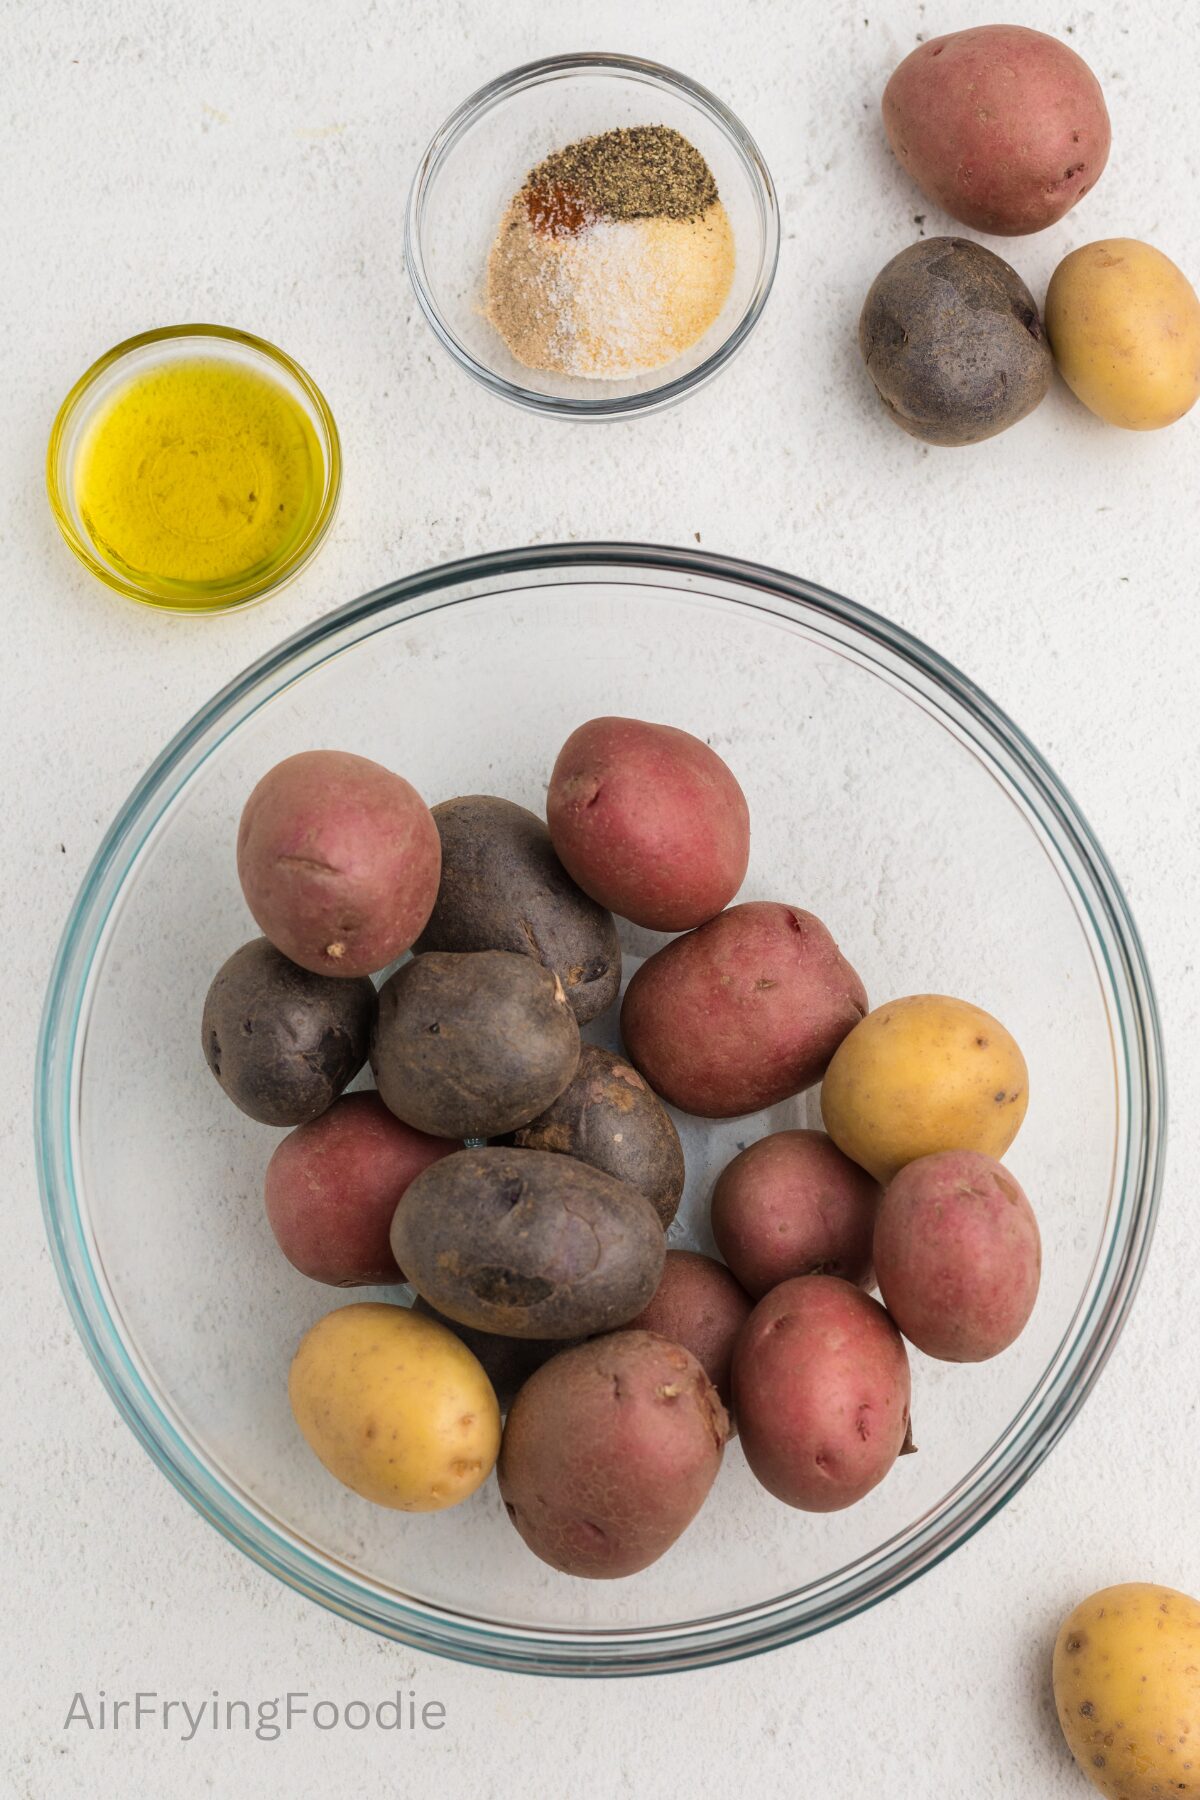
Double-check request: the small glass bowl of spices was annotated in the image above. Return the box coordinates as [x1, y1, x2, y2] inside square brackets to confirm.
[406, 53, 779, 419]
[47, 325, 341, 612]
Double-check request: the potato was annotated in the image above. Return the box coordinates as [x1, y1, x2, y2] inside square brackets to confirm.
[264, 1093, 453, 1286]
[711, 1129, 881, 1297]
[860, 238, 1053, 446]
[621, 902, 867, 1118]
[370, 950, 580, 1139]
[546, 716, 750, 931]
[821, 994, 1029, 1185]
[874, 1150, 1041, 1361]
[498, 1331, 729, 1577]
[623, 1249, 752, 1414]
[1045, 239, 1200, 431]
[410, 1298, 566, 1410]
[733, 1275, 911, 1512]
[882, 25, 1110, 236]
[514, 1044, 685, 1228]
[201, 937, 375, 1127]
[415, 795, 621, 1024]
[1053, 1583, 1200, 1799]
[237, 750, 441, 978]
[391, 1147, 665, 1339]
[288, 1302, 500, 1511]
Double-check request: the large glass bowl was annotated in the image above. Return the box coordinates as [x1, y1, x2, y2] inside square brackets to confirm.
[36, 545, 1164, 1675]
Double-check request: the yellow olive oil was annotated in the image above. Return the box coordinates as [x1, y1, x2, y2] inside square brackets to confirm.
[72, 356, 326, 603]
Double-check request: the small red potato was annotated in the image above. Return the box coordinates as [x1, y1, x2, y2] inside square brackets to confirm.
[623, 1249, 752, 1414]
[264, 1093, 454, 1286]
[733, 1275, 911, 1512]
[882, 25, 1110, 237]
[498, 1331, 729, 1578]
[874, 1150, 1041, 1362]
[712, 1129, 881, 1297]
[546, 717, 750, 931]
[621, 902, 867, 1117]
[237, 750, 441, 978]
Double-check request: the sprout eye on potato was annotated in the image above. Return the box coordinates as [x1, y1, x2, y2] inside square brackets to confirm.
[370, 949, 580, 1139]
[415, 794, 621, 1024]
[201, 936, 376, 1127]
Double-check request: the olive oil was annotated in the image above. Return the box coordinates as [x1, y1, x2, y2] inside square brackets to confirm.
[72, 356, 326, 604]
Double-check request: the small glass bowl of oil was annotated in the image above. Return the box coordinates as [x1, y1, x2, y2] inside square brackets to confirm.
[47, 325, 341, 613]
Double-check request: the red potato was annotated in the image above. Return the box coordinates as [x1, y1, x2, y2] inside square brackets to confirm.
[882, 25, 1110, 236]
[733, 1276, 911, 1512]
[498, 1331, 729, 1578]
[237, 750, 441, 978]
[264, 1092, 453, 1286]
[874, 1150, 1041, 1362]
[620, 902, 867, 1117]
[711, 1129, 881, 1297]
[546, 717, 750, 931]
[623, 1249, 752, 1415]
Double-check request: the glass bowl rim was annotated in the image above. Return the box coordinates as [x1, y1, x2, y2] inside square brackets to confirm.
[35, 541, 1166, 1675]
[46, 322, 343, 614]
[403, 52, 782, 420]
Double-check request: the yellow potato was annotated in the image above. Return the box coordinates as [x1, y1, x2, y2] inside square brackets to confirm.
[288, 1302, 500, 1512]
[819, 994, 1028, 1185]
[1053, 1583, 1200, 1799]
[1045, 239, 1200, 430]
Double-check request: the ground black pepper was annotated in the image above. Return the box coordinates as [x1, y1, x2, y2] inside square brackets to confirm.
[523, 125, 719, 234]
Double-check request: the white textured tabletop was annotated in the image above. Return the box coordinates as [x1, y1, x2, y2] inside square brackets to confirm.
[3, 1, 1196, 1795]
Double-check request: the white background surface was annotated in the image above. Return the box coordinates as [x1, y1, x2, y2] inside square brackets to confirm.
[2, 1, 1196, 1795]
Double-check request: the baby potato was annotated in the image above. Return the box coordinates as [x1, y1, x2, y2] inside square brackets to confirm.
[514, 1044, 685, 1228]
[860, 238, 1053, 446]
[1053, 1583, 1200, 1799]
[547, 716, 750, 931]
[623, 1249, 753, 1415]
[711, 1129, 881, 1297]
[874, 1150, 1041, 1362]
[498, 1331, 729, 1578]
[621, 902, 867, 1118]
[201, 937, 376, 1127]
[391, 1147, 665, 1339]
[733, 1275, 911, 1512]
[264, 1093, 453, 1286]
[237, 750, 441, 978]
[883, 25, 1110, 236]
[1045, 239, 1200, 430]
[415, 795, 621, 1024]
[288, 1302, 500, 1511]
[821, 994, 1028, 1185]
[370, 950, 580, 1139]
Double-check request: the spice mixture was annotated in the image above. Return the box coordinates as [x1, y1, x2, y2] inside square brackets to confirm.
[485, 125, 735, 381]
